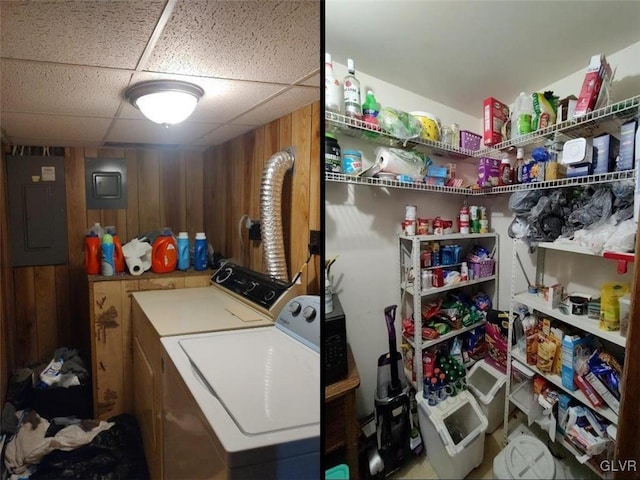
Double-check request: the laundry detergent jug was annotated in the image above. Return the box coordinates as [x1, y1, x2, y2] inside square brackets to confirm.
[152, 228, 177, 273]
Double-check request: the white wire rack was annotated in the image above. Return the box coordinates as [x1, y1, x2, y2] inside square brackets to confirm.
[325, 169, 635, 196]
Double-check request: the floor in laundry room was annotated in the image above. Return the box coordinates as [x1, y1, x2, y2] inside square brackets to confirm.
[390, 422, 504, 480]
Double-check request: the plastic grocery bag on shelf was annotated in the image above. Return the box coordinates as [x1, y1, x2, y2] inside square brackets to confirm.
[377, 107, 423, 140]
[373, 147, 427, 180]
[509, 190, 543, 214]
[603, 219, 636, 253]
[572, 217, 617, 254]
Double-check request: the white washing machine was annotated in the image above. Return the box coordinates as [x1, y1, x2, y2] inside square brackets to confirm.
[141, 263, 320, 479]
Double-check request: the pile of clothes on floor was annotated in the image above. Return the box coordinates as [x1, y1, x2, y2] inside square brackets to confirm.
[508, 180, 636, 253]
[1, 348, 148, 479]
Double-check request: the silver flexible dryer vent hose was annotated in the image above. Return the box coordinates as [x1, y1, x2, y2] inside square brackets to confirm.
[260, 150, 295, 282]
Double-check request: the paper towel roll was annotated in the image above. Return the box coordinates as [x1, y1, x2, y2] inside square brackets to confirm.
[375, 147, 426, 179]
[126, 257, 144, 276]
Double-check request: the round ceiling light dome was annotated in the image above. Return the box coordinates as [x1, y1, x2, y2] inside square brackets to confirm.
[125, 80, 205, 126]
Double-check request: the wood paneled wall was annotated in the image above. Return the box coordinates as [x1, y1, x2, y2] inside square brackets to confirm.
[204, 101, 321, 294]
[0, 101, 320, 375]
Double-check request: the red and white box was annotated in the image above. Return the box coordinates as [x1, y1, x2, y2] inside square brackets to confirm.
[483, 97, 509, 146]
[574, 54, 613, 117]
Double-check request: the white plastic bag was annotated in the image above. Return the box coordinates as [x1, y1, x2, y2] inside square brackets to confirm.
[603, 219, 636, 252]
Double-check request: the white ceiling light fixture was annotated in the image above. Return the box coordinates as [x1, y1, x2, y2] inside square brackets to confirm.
[125, 80, 205, 127]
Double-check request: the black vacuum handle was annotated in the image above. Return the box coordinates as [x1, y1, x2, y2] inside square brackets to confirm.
[384, 305, 401, 395]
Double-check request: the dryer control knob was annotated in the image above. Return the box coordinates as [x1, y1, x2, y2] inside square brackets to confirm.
[302, 305, 316, 322]
[265, 290, 276, 301]
[215, 267, 233, 283]
[289, 301, 302, 315]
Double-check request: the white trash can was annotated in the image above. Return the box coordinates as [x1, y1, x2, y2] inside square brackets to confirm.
[417, 390, 488, 479]
[467, 359, 508, 433]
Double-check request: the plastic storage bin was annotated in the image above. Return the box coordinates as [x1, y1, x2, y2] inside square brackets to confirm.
[509, 360, 536, 418]
[466, 359, 507, 433]
[493, 435, 555, 479]
[417, 390, 488, 479]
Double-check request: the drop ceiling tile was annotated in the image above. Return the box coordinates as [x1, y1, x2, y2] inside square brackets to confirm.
[106, 118, 218, 146]
[194, 124, 257, 147]
[122, 73, 284, 124]
[1, 113, 112, 144]
[145, 0, 320, 84]
[232, 86, 319, 126]
[0, 1, 165, 69]
[298, 72, 321, 88]
[1, 60, 132, 117]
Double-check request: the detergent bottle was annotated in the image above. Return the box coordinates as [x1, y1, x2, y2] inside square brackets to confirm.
[152, 228, 177, 273]
[106, 226, 125, 273]
[177, 232, 190, 271]
[101, 233, 115, 277]
[84, 228, 101, 275]
[194, 232, 208, 271]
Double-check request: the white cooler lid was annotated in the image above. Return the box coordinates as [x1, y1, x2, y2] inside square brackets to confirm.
[502, 435, 555, 479]
[179, 327, 319, 435]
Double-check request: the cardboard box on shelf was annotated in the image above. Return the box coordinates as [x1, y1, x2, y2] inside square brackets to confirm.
[592, 134, 619, 174]
[561, 334, 592, 391]
[483, 97, 509, 146]
[478, 157, 500, 187]
[618, 120, 637, 171]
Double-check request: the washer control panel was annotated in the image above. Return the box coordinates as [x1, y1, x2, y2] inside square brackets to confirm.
[275, 295, 320, 351]
[211, 262, 292, 312]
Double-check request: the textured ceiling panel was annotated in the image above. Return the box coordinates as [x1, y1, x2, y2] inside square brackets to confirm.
[122, 72, 285, 124]
[298, 73, 320, 88]
[1, 113, 112, 143]
[232, 86, 319, 126]
[194, 124, 257, 147]
[1, 60, 133, 117]
[145, 0, 320, 84]
[105, 118, 217, 146]
[0, 0, 165, 69]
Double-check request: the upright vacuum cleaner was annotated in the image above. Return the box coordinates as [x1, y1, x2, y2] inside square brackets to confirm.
[368, 305, 412, 477]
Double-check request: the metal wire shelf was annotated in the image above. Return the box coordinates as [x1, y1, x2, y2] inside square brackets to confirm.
[325, 169, 636, 196]
[475, 94, 640, 155]
[324, 112, 500, 159]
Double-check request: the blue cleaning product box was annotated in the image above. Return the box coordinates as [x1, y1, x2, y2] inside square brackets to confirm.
[592, 133, 619, 174]
[561, 334, 592, 391]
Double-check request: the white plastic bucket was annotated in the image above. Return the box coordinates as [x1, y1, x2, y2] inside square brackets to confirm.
[493, 435, 555, 479]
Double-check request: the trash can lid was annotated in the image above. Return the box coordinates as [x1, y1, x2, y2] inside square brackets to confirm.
[505, 436, 555, 479]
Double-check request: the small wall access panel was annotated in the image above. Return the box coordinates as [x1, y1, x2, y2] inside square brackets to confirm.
[7, 155, 68, 266]
[84, 157, 127, 209]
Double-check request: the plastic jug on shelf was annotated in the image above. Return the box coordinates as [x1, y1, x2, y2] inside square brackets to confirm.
[152, 228, 177, 273]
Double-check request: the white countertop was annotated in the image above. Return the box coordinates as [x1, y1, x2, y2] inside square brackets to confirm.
[132, 286, 273, 337]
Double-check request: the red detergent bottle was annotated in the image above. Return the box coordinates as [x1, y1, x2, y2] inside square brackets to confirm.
[151, 228, 177, 273]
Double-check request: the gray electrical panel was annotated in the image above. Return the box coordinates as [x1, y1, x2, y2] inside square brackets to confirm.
[7, 155, 68, 266]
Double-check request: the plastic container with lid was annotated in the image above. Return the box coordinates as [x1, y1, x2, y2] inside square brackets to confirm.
[341, 150, 362, 175]
[105, 226, 125, 273]
[101, 233, 115, 277]
[493, 435, 555, 479]
[151, 228, 177, 273]
[84, 230, 101, 275]
[561, 137, 593, 165]
[619, 293, 631, 337]
[194, 232, 208, 271]
[466, 359, 507, 433]
[417, 390, 488, 479]
[410, 111, 441, 141]
[511, 92, 534, 140]
[325, 133, 342, 173]
[177, 232, 190, 271]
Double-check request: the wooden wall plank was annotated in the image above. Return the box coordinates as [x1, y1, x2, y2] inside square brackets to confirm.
[308, 101, 321, 293]
[13, 267, 37, 366]
[290, 105, 312, 288]
[278, 114, 294, 281]
[137, 150, 161, 234]
[66, 148, 90, 355]
[125, 149, 140, 242]
[185, 151, 204, 236]
[202, 148, 216, 245]
[159, 150, 184, 232]
[249, 127, 266, 273]
[35, 266, 57, 359]
[55, 265, 71, 348]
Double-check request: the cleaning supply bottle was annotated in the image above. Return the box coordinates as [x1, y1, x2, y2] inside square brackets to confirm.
[106, 226, 125, 273]
[177, 232, 190, 271]
[152, 228, 177, 273]
[511, 92, 534, 140]
[84, 228, 101, 275]
[362, 90, 380, 127]
[325, 53, 341, 114]
[101, 233, 115, 277]
[92, 222, 105, 239]
[194, 232, 208, 271]
[343, 58, 361, 119]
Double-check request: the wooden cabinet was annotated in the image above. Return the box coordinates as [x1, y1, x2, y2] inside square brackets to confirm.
[132, 299, 165, 480]
[89, 270, 211, 420]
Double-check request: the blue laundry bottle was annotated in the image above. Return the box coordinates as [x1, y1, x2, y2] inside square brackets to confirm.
[194, 232, 208, 271]
[101, 233, 115, 276]
[177, 232, 190, 271]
